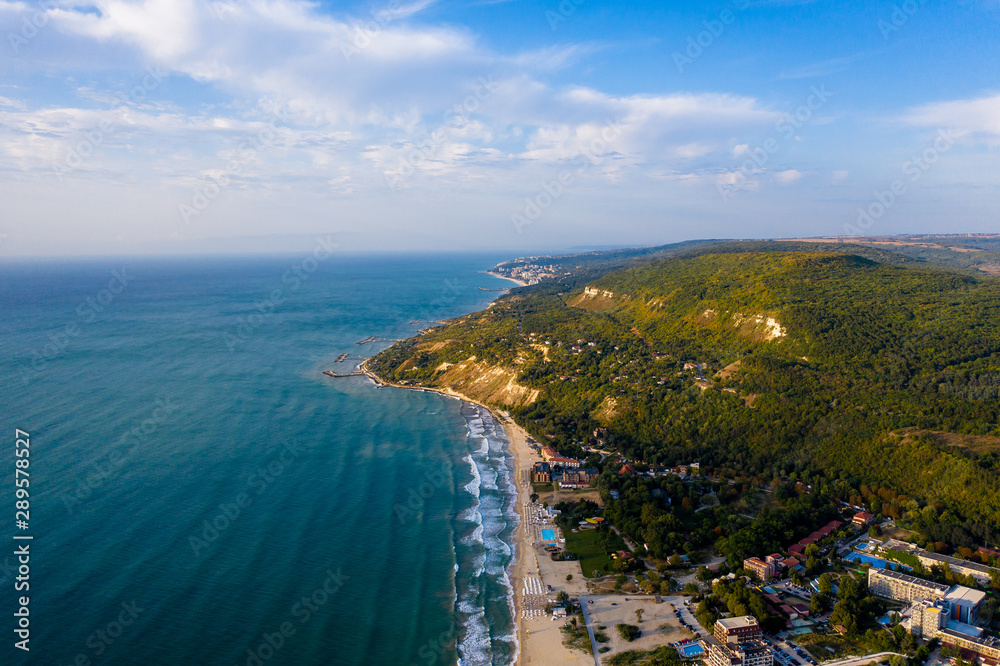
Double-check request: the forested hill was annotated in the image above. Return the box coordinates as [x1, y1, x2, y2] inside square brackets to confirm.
[370, 248, 1000, 546]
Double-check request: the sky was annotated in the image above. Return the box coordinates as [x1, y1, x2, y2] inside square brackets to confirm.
[0, 0, 997, 256]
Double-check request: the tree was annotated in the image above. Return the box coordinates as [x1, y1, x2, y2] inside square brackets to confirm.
[991, 568, 1000, 591]
[617, 624, 640, 641]
[635, 608, 644, 623]
[818, 573, 832, 596]
[615, 573, 627, 590]
[556, 590, 570, 603]
[696, 566, 713, 582]
[566, 574, 573, 581]
[530, 493, 539, 503]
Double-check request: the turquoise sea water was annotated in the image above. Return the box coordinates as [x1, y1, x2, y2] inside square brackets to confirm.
[0, 253, 520, 665]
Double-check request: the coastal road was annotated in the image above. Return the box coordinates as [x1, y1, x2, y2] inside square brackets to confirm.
[578, 596, 602, 666]
[819, 652, 904, 666]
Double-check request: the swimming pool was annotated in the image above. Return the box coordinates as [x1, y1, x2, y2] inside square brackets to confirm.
[844, 552, 910, 570]
[680, 644, 705, 657]
[542, 529, 556, 540]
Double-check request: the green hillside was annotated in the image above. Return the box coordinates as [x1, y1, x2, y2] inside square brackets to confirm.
[371, 248, 1000, 550]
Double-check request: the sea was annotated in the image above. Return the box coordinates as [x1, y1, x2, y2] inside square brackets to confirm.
[0, 253, 521, 666]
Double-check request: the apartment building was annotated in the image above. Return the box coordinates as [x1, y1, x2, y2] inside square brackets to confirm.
[867, 568, 950, 603]
[709, 617, 772, 666]
[744, 557, 776, 582]
[715, 616, 763, 645]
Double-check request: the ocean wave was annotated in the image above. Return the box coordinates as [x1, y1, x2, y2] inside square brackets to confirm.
[453, 401, 520, 665]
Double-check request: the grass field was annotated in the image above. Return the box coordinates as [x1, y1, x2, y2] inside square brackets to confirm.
[563, 527, 625, 577]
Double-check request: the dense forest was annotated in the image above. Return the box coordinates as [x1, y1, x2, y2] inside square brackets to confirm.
[371, 243, 1000, 551]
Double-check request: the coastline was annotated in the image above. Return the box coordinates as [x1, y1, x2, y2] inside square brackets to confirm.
[360, 360, 587, 665]
[485, 270, 529, 287]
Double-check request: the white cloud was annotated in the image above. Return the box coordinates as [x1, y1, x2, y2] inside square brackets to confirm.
[904, 94, 1000, 144]
[775, 169, 803, 184]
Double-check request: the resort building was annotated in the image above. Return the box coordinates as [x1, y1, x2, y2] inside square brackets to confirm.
[916, 551, 997, 587]
[541, 446, 557, 461]
[714, 616, 763, 644]
[709, 617, 772, 666]
[909, 600, 949, 638]
[879, 539, 1000, 587]
[531, 462, 551, 483]
[868, 568, 950, 602]
[550, 456, 580, 468]
[559, 469, 596, 489]
[744, 557, 775, 582]
[852, 512, 875, 527]
[707, 640, 773, 666]
[938, 630, 1000, 665]
[944, 586, 987, 624]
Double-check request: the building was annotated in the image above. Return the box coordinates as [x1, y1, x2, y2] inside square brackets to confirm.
[560, 469, 596, 489]
[852, 512, 875, 527]
[765, 553, 783, 565]
[541, 446, 557, 461]
[714, 616, 763, 645]
[744, 557, 775, 582]
[938, 629, 1000, 665]
[709, 617, 772, 666]
[867, 568, 950, 603]
[944, 586, 987, 624]
[910, 600, 949, 638]
[707, 641, 773, 666]
[550, 456, 580, 468]
[916, 551, 998, 587]
[879, 539, 1000, 587]
[531, 462, 551, 483]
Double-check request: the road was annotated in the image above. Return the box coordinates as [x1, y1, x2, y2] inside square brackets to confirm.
[579, 596, 601, 666]
[820, 652, 904, 666]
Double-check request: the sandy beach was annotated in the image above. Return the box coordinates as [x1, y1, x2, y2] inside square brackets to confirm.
[360, 363, 589, 665]
[486, 270, 529, 287]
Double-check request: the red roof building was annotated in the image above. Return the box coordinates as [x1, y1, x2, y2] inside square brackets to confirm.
[827, 520, 843, 529]
[619, 464, 636, 475]
[852, 512, 875, 526]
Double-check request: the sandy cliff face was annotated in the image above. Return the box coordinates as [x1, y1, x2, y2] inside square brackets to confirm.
[433, 357, 540, 408]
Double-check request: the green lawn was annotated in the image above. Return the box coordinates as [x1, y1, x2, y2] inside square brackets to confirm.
[563, 527, 627, 577]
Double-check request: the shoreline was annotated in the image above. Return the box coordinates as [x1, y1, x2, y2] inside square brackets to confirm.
[485, 270, 529, 287]
[360, 360, 578, 665]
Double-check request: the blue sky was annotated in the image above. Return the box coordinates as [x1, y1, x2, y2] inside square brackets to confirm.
[0, 0, 997, 256]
